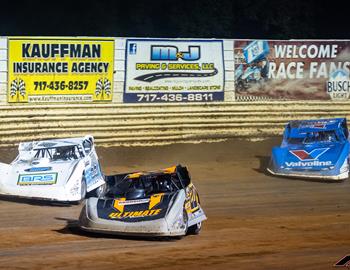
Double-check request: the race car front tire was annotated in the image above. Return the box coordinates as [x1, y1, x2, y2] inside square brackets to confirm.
[88, 183, 106, 198]
[80, 178, 87, 202]
[72, 179, 87, 205]
[188, 222, 202, 235]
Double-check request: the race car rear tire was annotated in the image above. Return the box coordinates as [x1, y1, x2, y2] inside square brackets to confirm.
[187, 222, 202, 235]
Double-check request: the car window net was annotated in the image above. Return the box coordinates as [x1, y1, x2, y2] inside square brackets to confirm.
[34, 146, 80, 161]
[288, 130, 339, 144]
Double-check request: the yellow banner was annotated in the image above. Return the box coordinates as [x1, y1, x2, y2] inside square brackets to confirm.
[8, 37, 114, 103]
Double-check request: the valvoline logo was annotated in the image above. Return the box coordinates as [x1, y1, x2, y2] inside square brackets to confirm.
[286, 148, 332, 167]
[290, 148, 329, 161]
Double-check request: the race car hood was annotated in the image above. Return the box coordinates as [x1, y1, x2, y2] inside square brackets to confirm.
[272, 143, 348, 171]
[0, 159, 81, 187]
[96, 193, 176, 222]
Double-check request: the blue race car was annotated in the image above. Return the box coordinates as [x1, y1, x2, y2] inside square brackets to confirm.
[267, 118, 350, 180]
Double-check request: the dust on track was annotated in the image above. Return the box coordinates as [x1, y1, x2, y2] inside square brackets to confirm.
[0, 138, 350, 270]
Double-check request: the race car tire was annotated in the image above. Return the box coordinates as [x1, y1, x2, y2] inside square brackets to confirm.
[175, 209, 188, 239]
[72, 178, 87, 205]
[88, 183, 106, 198]
[187, 222, 202, 235]
[80, 178, 87, 200]
[183, 209, 188, 235]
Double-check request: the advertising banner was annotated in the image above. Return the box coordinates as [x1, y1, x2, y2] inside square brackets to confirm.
[124, 39, 224, 103]
[234, 40, 350, 101]
[8, 37, 114, 103]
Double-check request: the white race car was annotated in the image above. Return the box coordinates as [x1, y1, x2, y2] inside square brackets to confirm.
[0, 136, 105, 203]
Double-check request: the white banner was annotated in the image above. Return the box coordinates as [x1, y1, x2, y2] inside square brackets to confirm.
[124, 39, 224, 103]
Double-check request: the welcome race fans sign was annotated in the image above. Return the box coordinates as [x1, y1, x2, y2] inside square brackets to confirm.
[8, 37, 114, 103]
[234, 40, 350, 101]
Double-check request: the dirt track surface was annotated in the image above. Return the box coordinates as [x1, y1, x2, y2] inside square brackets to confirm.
[1, 138, 350, 270]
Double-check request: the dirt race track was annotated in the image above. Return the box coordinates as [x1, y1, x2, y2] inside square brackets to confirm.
[1, 138, 350, 270]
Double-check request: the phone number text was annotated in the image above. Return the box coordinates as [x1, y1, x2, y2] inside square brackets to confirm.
[34, 81, 89, 91]
[136, 93, 214, 102]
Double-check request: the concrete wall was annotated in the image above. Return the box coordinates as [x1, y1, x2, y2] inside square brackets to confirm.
[1, 101, 350, 148]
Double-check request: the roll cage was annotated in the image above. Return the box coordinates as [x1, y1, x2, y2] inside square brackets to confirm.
[33, 145, 85, 161]
[283, 119, 348, 146]
[105, 165, 191, 198]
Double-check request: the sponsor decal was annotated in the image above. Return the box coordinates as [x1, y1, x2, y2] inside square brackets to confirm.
[17, 172, 58, 185]
[124, 39, 224, 103]
[313, 123, 326, 128]
[150, 45, 200, 62]
[285, 160, 332, 167]
[327, 69, 350, 100]
[286, 148, 331, 167]
[113, 198, 126, 213]
[149, 194, 163, 209]
[334, 255, 350, 267]
[290, 148, 329, 161]
[8, 37, 114, 103]
[185, 185, 200, 213]
[112, 194, 164, 212]
[36, 142, 57, 148]
[300, 121, 329, 129]
[108, 209, 162, 219]
[134, 45, 212, 82]
[118, 199, 150, 206]
[129, 43, 137, 55]
[24, 167, 52, 172]
[243, 40, 270, 64]
[234, 40, 350, 101]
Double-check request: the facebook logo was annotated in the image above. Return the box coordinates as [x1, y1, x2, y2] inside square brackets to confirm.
[129, 43, 137, 55]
